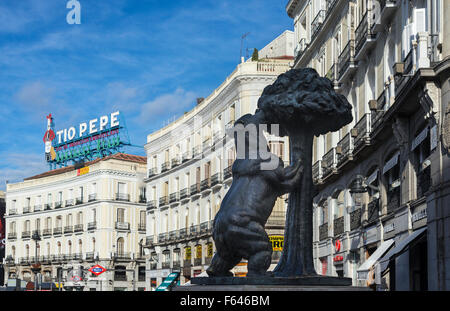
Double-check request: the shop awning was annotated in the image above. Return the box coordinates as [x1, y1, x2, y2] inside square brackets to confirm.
[377, 227, 427, 274]
[155, 272, 180, 291]
[356, 239, 394, 281]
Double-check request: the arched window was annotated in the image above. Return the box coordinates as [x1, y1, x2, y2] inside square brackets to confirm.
[11, 246, 16, 258]
[78, 239, 83, 254]
[57, 241, 61, 255]
[66, 214, 73, 226]
[68, 240, 72, 255]
[77, 212, 83, 225]
[36, 243, 40, 257]
[92, 238, 96, 252]
[25, 244, 29, 258]
[46, 242, 50, 256]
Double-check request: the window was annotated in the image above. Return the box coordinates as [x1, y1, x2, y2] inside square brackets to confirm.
[77, 212, 83, 225]
[117, 208, 125, 223]
[25, 197, 30, 207]
[140, 211, 146, 228]
[66, 214, 73, 226]
[117, 238, 124, 256]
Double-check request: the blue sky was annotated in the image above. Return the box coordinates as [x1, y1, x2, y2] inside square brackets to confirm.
[0, 0, 292, 190]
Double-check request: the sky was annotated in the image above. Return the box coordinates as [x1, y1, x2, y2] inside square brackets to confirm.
[0, 0, 292, 191]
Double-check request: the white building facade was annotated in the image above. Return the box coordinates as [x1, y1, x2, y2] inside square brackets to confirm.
[287, 0, 449, 290]
[144, 33, 294, 290]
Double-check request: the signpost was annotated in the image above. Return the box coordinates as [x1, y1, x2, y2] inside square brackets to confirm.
[89, 264, 107, 276]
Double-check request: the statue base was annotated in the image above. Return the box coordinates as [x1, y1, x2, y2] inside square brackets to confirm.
[173, 276, 371, 291]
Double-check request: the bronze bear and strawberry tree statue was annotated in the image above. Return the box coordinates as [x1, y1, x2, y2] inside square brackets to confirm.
[257, 68, 353, 277]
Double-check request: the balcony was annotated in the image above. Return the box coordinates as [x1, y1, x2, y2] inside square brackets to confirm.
[162, 261, 171, 269]
[73, 253, 83, 261]
[88, 193, 97, 202]
[417, 166, 431, 198]
[74, 224, 84, 233]
[87, 221, 97, 231]
[115, 222, 130, 231]
[75, 197, 83, 205]
[158, 233, 169, 243]
[182, 152, 191, 163]
[200, 178, 211, 191]
[145, 236, 154, 247]
[34, 205, 42, 212]
[8, 232, 17, 240]
[51, 255, 63, 263]
[190, 183, 200, 196]
[266, 211, 286, 228]
[194, 258, 202, 266]
[395, 50, 414, 91]
[169, 192, 179, 203]
[161, 161, 170, 172]
[213, 131, 223, 144]
[147, 200, 157, 210]
[200, 221, 211, 234]
[387, 188, 400, 214]
[65, 199, 74, 207]
[53, 227, 62, 236]
[325, 0, 339, 15]
[179, 188, 189, 200]
[148, 167, 157, 178]
[113, 252, 131, 261]
[211, 173, 222, 187]
[366, 199, 380, 223]
[333, 216, 345, 236]
[354, 12, 376, 60]
[139, 195, 146, 203]
[169, 230, 179, 241]
[336, 133, 353, 167]
[173, 261, 181, 270]
[23, 206, 31, 214]
[64, 226, 73, 234]
[370, 90, 386, 132]
[312, 160, 323, 184]
[8, 208, 17, 215]
[171, 157, 181, 168]
[319, 223, 328, 241]
[223, 166, 233, 180]
[190, 224, 200, 236]
[321, 148, 337, 178]
[54, 201, 63, 209]
[44, 203, 52, 211]
[311, 10, 326, 42]
[85, 252, 95, 261]
[138, 223, 146, 232]
[202, 138, 211, 151]
[115, 193, 130, 202]
[192, 146, 202, 158]
[337, 40, 357, 82]
[159, 196, 169, 206]
[372, 0, 399, 32]
[352, 113, 371, 154]
[350, 208, 362, 231]
[21, 231, 31, 239]
[42, 229, 52, 237]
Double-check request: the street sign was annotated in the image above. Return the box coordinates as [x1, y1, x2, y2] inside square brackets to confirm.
[89, 264, 107, 276]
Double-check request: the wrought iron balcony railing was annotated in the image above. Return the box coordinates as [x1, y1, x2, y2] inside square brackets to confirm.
[200, 178, 211, 191]
[333, 216, 345, 236]
[190, 183, 200, 196]
[34, 205, 42, 212]
[23, 206, 31, 214]
[88, 193, 97, 202]
[159, 196, 169, 206]
[65, 199, 74, 207]
[64, 226, 73, 234]
[53, 227, 62, 236]
[336, 133, 353, 166]
[148, 168, 157, 178]
[179, 188, 189, 200]
[54, 201, 63, 209]
[319, 223, 328, 241]
[44, 203, 52, 210]
[147, 200, 157, 210]
[115, 193, 130, 202]
[367, 199, 380, 223]
[74, 224, 84, 232]
[352, 113, 371, 152]
[87, 221, 97, 231]
[321, 147, 337, 178]
[371, 89, 386, 131]
[337, 40, 355, 81]
[223, 165, 233, 180]
[355, 12, 375, 57]
[161, 161, 170, 172]
[75, 197, 84, 205]
[312, 160, 322, 183]
[311, 10, 326, 41]
[115, 222, 130, 231]
[350, 208, 362, 231]
[169, 192, 179, 203]
[22, 231, 31, 239]
[211, 173, 222, 186]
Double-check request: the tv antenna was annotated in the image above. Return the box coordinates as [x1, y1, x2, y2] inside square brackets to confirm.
[240, 32, 250, 62]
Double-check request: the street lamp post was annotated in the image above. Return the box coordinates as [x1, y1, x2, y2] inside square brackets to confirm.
[31, 231, 41, 291]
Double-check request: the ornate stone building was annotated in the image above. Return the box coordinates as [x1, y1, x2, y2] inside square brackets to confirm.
[286, 0, 449, 290]
[143, 32, 294, 290]
[3, 153, 148, 291]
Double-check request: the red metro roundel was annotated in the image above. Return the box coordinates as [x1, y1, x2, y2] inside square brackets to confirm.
[89, 264, 107, 276]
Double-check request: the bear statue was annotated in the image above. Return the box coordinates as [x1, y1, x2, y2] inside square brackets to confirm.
[206, 109, 304, 277]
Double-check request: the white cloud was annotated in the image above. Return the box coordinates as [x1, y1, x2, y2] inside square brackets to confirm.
[0, 152, 47, 191]
[15, 81, 54, 109]
[135, 88, 197, 125]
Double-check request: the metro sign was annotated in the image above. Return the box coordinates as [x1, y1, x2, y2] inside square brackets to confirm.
[89, 264, 107, 276]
